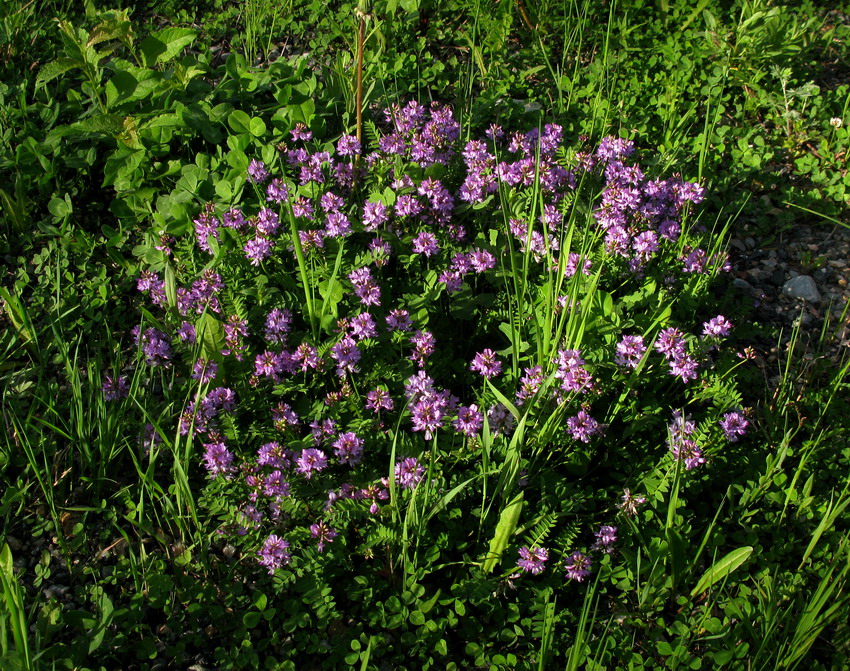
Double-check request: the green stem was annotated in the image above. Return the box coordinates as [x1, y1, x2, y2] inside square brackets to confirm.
[286, 203, 317, 340]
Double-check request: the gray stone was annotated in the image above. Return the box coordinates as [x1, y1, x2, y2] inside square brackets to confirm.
[732, 278, 753, 293]
[730, 238, 746, 252]
[782, 275, 821, 303]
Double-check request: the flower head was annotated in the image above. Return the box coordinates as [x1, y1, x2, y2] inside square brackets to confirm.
[394, 457, 424, 489]
[257, 534, 291, 573]
[470, 349, 502, 379]
[310, 522, 339, 552]
[564, 550, 592, 582]
[720, 410, 749, 442]
[517, 546, 549, 575]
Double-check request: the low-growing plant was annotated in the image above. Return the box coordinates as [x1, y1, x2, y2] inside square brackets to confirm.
[99, 97, 762, 665]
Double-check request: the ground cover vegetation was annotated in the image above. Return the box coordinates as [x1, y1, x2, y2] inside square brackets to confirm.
[1, 0, 849, 668]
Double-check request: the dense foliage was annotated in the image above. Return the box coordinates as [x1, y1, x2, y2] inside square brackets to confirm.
[1, 1, 849, 669]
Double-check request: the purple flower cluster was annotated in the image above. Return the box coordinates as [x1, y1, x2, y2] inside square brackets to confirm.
[257, 534, 291, 573]
[349, 267, 382, 307]
[222, 315, 249, 360]
[310, 521, 338, 552]
[296, 448, 328, 479]
[719, 410, 749, 442]
[591, 525, 618, 554]
[133, 327, 172, 367]
[564, 551, 592, 582]
[667, 411, 705, 470]
[553, 349, 593, 400]
[203, 439, 235, 479]
[516, 366, 544, 405]
[615, 335, 647, 370]
[394, 457, 424, 489]
[379, 101, 460, 167]
[453, 404, 484, 436]
[566, 409, 601, 443]
[332, 431, 364, 466]
[130, 101, 747, 577]
[180, 387, 236, 436]
[703, 315, 733, 338]
[102, 373, 129, 401]
[470, 349, 502, 379]
[517, 546, 549, 575]
[654, 327, 699, 383]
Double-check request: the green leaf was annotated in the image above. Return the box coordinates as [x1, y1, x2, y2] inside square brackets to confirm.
[197, 313, 224, 362]
[103, 148, 145, 191]
[482, 492, 523, 573]
[36, 57, 80, 87]
[139, 27, 196, 66]
[485, 378, 521, 421]
[72, 114, 125, 135]
[249, 116, 267, 137]
[690, 546, 753, 597]
[0, 544, 11, 576]
[228, 110, 252, 135]
[164, 262, 177, 310]
[243, 611, 262, 628]
[215, 179, 233, 200]
[142, 113, 183, 129]
[105, 68, 162, 108]
[88, 16, 133, 47]
[47, 195, 72, 219]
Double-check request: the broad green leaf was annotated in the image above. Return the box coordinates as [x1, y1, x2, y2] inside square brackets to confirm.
[36, 58, 81, 86]
[228, 110, 252, 135]
[249, 116, 267, 137]
[103, 147, 145, 190]
[139, 27, 196, 66]
[105, 69, 162, 108]
[87, 16, 133, 47]
[215, 179, 233, 200]
[142, 113, 182, 129]
[197, 313, 224, 362]
[72, 114, 125, 135]
[482, 492, 523, 573]
[485, 378, 521, 421]
[47, 195, 72, 219]
[690, 546, 753, 597]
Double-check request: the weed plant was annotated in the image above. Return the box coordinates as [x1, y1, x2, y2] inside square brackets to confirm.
[1, 1, 849, 669]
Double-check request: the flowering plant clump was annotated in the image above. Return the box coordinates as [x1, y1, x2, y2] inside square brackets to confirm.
[126, 100, 749, 589]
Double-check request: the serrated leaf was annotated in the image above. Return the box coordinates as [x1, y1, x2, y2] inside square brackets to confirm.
[690, 546, 753, 597]
[88, 17, 133, 47]
[139, 27, 197, 66]
[105, 69, 162, 108]
[36, 58, 81, 86]
[142, 113, 183, 129]
[72, 114, 125, 135]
